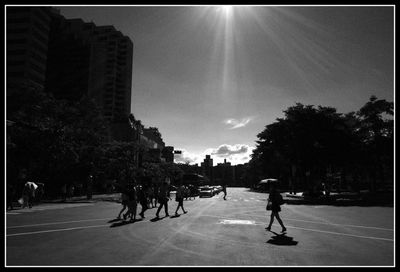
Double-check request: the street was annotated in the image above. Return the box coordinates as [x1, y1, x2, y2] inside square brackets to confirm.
[6, 188, 394, 266]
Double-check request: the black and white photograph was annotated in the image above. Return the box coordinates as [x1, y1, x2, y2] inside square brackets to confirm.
[5, 4, 395, 267]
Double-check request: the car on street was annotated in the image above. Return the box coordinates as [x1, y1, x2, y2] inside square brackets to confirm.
[212, 186, 222, 195]
[199, 186, 214, 198]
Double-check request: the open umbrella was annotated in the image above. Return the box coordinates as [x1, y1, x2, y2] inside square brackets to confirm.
[258, 178, 279, 185]
[25, 181, 38, 190]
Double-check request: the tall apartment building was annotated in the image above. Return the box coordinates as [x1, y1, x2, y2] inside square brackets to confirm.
[45, 12, 133, 123]
[214, 159, 234, 185]
[201, 155, 214, 183]
[162, 146, 174, 163]
[6, 7, 52, 91]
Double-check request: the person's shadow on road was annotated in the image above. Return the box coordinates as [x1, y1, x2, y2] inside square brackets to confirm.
[109, 218, 143, 227]
[266, 230, 298, 246]
[150, 216, 166, 222]
[108, 218, 122, 223]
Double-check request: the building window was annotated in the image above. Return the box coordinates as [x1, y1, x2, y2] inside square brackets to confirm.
[7, 49, 26, 55]
[7, 38, 27, 45]
[7, 60, 25, 66]
[7, 17, 30, 24]
[7, 27, 29, 34]
[7, 71, 25, 77]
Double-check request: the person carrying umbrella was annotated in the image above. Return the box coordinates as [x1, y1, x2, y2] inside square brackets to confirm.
[265, 181, 287, 233]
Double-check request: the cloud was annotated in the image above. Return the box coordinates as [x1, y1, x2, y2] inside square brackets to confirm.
[224, 117, 254, 129]
[174, 144, 254, 166]
[173, 149, 199, 164]
[212, 144, 248, 157]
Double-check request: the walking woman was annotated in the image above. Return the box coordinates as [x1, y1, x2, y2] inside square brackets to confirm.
[138, 185, 148, 219]
[174, 182, 187, 216]
[124, 182, 137, 221]
[155, 180, 171, 218]
[117, 187, 129, 219]
[265, 183, 286, 233]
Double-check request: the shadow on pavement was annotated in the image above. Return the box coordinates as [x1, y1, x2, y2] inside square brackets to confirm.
[109, 218, 143, 227]
[266, 231, 298, 246]
[108, 218, 122, 223]
[150, 216, 165, 222]
[170, 214, 181, 218]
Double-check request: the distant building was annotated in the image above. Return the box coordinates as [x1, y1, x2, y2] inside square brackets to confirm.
[6, 7, 52, 91]
[214, 159, 234, 186]
[233, 163, 246, 186]
[201, 155, 214, 183]
[162, 146, 174, 163]
[142, 128, 165, 150]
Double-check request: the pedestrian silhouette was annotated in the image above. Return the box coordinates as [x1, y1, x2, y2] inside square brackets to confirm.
[222, 184, 227, 200]
[155, 180, 171, 218]
[265, 183, 286, 233]
[138, 185, 148, 218]
[174, 181, 188, 216]
[117, 188, 129, 219]
[123, 181, 137, 221]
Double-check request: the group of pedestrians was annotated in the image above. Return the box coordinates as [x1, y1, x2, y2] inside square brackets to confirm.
[116, 179, 191, 221]
[115, 179, 286, 234]
[20, 183, 36, 209]
[117, 182, 147, 221]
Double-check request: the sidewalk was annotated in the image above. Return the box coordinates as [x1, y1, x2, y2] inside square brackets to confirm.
[44, 192, 122, 203]
[283, 190, 393, 206]
[8, 193, 122, 210]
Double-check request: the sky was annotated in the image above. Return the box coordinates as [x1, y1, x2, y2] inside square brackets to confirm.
[59, 5, 394, 166]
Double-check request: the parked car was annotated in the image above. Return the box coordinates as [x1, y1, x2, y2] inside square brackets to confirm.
[215, 185, 223, 194]
[212, 186, 221, 195]
[188, 185, 200, 197]
[199, 186, 214, 198]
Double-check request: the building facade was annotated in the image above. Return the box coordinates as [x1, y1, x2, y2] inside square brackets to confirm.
[45, 12, 133, 124]
[6, 7, 52, 91]
[201, 155, 214, 183]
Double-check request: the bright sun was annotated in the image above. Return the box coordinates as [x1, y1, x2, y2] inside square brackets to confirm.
[219, 5, 233, 16]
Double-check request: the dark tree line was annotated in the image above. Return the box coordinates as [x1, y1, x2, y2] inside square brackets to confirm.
[6, 85, 167, 198]
[244, 96, 393, 194]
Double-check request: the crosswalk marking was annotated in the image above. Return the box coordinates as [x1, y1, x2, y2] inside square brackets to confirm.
[6, 203, 94, 215]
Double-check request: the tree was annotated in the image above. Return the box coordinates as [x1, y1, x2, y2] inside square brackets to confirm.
[247, 96, 394, 195]
[356, 96, 394, 191]
[7, 86, 110, 196]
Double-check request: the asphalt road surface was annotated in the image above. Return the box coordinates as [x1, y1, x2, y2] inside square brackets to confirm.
[6, 188, 394, 266]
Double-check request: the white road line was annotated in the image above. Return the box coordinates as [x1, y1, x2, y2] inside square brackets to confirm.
[247, 214, 393, 231]
[286, 225, 394, 242]
[6, 224, 110, 237]
[7, 218, 110, 229]
[284, 218, 394, 231]
[202, 214, 393, 242]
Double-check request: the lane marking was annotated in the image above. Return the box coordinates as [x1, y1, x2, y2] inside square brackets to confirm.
[6, 224, 109, 237]
[285, 225, 394, 242]
[219, 219, 255, 225]
[203, 214, 393, 242]
[7, 218, 110, 229]
[246, 214, 394, 231]
[284, 218, 394, 231]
